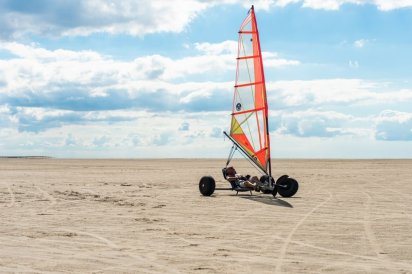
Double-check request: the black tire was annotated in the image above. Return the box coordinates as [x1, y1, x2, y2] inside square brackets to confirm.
[199, 176, 215, 196]
[277, 176, 299, 197]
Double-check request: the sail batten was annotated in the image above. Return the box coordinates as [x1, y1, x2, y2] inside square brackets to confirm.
[237, 55, 259, 60]
[232, 106, 265, 116]
[229, 5, 271, 174]
[234, 81, 263, 88]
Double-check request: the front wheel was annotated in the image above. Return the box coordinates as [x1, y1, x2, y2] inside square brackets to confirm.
[277, 175, 299, 197]
[199, 176, 215, 196]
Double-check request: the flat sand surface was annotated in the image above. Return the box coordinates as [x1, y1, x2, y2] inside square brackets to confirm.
[1, 159, 412, 273]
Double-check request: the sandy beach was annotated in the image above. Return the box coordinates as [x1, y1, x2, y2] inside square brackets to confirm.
[1, 158, 411, 273]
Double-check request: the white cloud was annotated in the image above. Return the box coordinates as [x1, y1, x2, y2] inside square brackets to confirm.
[209, 0, 277, 11]
[276, 0, 412, 10]
[263, 52, 301, 67]
[0, 0, 280, 40]
[2, 38, 412, 158]
[373, 0, 412, 11]
[0, 42, 224, 97]
[267, 79, 412, 107]
[0, 42, 103, 61]
[264, 79, 412, 141]
[354, 39, 368, 48]
[5, 50, 410, 144]
[194, 41, 237, 55]
[0, 42, 244, 134]
[179, 122, 190, 131]
[0, 0, 209, 38]
[375, 110, 412, 141]
[161, 54, 234, 80]
[273, 109, 355, 137]
[0, 42, 299, 107]
[0, 110, 231, 157]
[0, 104, 10, 113]
[302, 0, 346, 10]
[241, 0, 277, 10]
[221, 0, 412, 11]
[275, 0, 301, 7]
[1, 0, 411, 40]
[377, 110, 412, 124]
[268, 79, 371, 106]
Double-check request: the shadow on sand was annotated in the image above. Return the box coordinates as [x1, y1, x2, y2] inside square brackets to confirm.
[240, 195, 293, 208]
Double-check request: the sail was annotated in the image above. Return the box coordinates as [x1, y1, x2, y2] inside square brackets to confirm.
[229, 6, 271, 173]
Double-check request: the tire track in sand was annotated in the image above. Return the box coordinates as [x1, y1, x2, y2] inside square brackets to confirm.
[301, 229, 412, 271]
[60, 229, 118, 248]
[60, 229, 182, 274]
[362, 192, 387, 259]
[214, 176, 322, 236]
[35, 186, 56, 206]
[360, 176, 412, 257]
[274, 190, 333, 274]
[7, 185, 15, 207]
[235, 225, 412, 270]
[359, 184, 412, 272]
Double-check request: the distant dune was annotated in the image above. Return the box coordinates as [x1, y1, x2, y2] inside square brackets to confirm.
[0, 156, 52, 159]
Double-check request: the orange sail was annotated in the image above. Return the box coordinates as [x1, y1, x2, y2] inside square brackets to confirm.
[229, 5, 271, 174]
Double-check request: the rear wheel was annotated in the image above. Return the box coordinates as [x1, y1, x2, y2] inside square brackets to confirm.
[277, 175, 299, 197]
[199, 176, 215, 196]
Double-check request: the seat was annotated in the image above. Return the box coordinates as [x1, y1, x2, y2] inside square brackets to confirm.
[222, 167, 253, 195]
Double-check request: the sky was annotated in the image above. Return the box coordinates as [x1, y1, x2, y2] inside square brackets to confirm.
[0, 0, 412, 159]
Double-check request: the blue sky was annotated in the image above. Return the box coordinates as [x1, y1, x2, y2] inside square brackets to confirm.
[0, 0, 412, 158]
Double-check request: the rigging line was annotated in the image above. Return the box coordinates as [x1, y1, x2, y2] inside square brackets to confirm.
[240, 26, 256, 109]
[240, 33, 256, 107]
[231, 111, 253, 134]
[231, 114, 245, 133]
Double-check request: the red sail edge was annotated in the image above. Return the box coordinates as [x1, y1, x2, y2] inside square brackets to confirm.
[230, 6, 271, 173]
